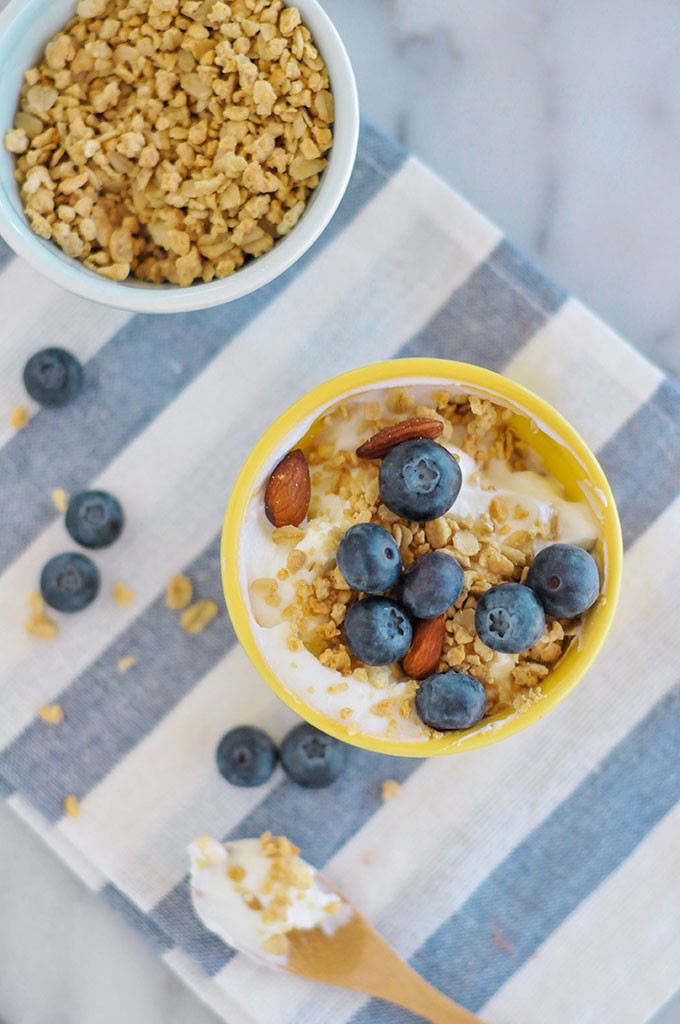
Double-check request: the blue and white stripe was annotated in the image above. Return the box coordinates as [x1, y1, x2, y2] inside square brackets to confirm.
[1, 122, 678, 1024]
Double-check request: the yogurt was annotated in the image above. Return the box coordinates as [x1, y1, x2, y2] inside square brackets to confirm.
[239, 382, 602, 742]
[189, 834, 351, 963]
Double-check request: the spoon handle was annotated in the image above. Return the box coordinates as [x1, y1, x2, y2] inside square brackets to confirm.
[288, 912, 487, 1023]
[287, 899, 487, 1023]
[379, 960, 485, 1024]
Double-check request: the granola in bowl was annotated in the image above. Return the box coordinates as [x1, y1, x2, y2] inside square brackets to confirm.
[239, 380, 605, 745]
[4, 0, 334, 286]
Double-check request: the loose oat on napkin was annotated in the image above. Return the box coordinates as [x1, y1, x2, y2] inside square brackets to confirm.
[1, 121, 678, 1024]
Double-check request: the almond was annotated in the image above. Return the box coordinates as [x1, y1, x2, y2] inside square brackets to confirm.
[264, 449, 310, 528]
[356, 417, 444, 459]
[402, 614, 446, 679]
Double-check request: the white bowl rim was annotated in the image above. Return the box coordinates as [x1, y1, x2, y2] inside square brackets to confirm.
[0, 0, 359, 313]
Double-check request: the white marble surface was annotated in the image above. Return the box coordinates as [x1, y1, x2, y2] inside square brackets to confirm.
[324, 0, 680, 381]
[2, 2, 680, 1023]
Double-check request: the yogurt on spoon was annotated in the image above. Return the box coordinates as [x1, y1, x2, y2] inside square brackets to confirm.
[189, 834, 351, 963]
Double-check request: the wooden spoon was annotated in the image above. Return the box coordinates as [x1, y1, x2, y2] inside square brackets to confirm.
[284, 876, 486, 1024]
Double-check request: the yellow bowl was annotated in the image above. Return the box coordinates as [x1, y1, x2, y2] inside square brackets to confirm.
[221, 359, 623, 757]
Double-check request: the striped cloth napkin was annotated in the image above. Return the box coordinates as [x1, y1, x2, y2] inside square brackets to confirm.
[1, 122, 679, 1024]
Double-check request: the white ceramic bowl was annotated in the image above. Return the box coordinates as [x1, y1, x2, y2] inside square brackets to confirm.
[0, 0, 359, 313]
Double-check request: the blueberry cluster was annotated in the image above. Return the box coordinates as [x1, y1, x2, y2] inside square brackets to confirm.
[41, 488, 126, 612]
[339, 517, 483, 731]
[21, 347, 128, 614]
[475, 545, 601, 653]
[216, 722, 348, 789]
[336, 437, 601, 734]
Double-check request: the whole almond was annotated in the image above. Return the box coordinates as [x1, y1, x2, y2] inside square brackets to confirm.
[264, 449, 310, 528]
[402, 615, 446, 679]
[356, 417, 444, 459]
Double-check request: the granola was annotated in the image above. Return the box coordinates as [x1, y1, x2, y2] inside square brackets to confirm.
[180, 598, 218, 632]
[51, 487, 70, 511]
[117, 653, 138, 671]
[39, 703, 64, 724]
[6, 1, 333, 286]
[113, 580, 135, 606]
[9, 406, 29, 430]
[24, 591, 58, 640]
[165, 572, 193, 608]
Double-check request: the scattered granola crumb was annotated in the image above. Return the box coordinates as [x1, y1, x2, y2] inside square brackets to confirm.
[9, 406, 29, 430]
[27, 591, 45, 616]
[63, 794, 81, 818]
[117, 655, 137, 673]
[51, 487, 70, 512]
[181, 600, 218, 634]
[381, 779, 402, 802]
[24, 592, 58, 640]
[165, 574, 192, 610]
[113, 582, 135, 607]
[32, 613, 59, 648]
[39, 703, 64, 724]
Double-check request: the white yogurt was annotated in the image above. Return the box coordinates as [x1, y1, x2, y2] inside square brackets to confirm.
[238, 382, 602, 742]
[189, 836, 350, 964]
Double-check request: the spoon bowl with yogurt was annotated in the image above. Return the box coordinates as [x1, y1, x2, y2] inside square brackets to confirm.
[190, 833, 486, 1024]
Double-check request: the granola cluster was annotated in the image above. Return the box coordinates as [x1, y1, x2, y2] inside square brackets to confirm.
[5, 0, 333, 285]
[253, 388, 583, 737]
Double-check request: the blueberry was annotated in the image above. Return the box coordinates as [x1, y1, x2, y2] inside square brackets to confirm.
[40, 553, 100, 612]
[379, 439, 462, 522]
[216, 726, 277, 787]
[397, 550, 464, 619]
[336, 523, 402, 594]
[65, 490, 124, 549]
[475, 582, 545, 653]
[415, 671, 487, 731]
[280, 722, 348, 788]
[23, 348, 83, 407]
[344, 597, 413, 665]
[526, 543, 600, 617]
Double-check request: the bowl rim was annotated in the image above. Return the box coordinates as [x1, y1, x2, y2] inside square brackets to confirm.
[0, 0, 359, 313]
[221, 358, 624, 757]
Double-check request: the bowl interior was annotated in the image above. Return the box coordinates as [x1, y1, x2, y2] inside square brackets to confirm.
[0, 0, 359, 312]
[222, 359, 623, 757]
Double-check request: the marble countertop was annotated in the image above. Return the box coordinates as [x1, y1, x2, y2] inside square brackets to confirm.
[2, 1, 679, 1022]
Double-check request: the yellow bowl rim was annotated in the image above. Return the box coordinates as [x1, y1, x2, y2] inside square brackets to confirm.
[221, 358, 623, 757]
